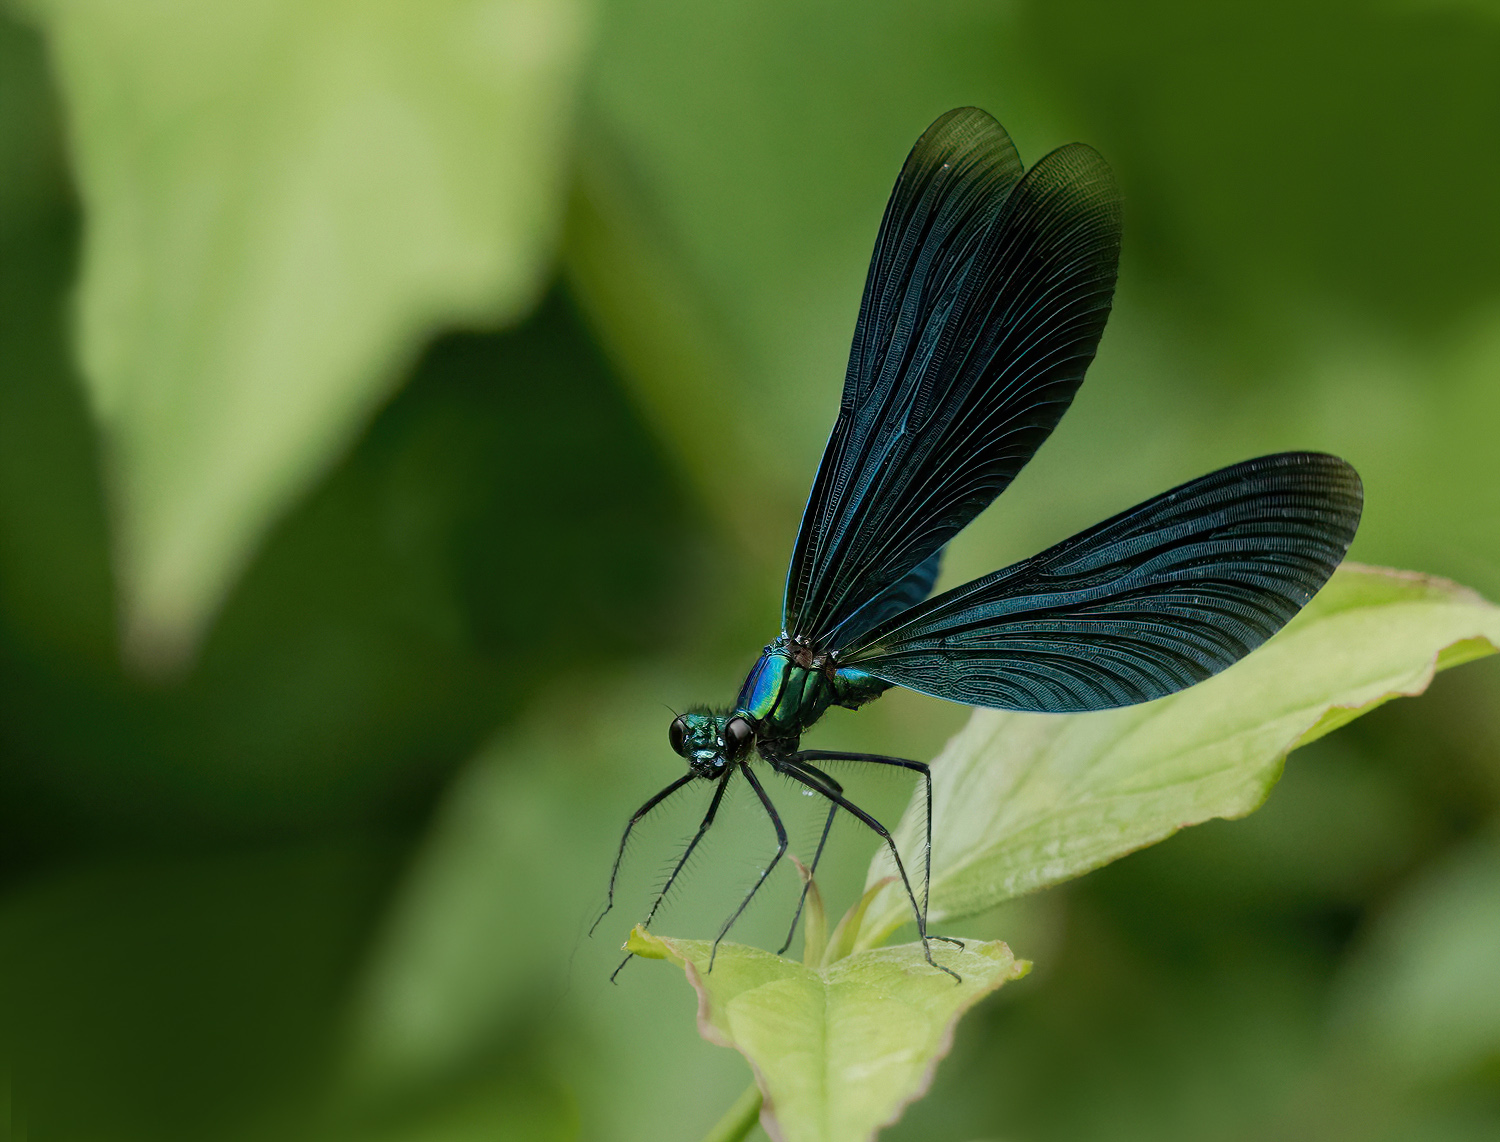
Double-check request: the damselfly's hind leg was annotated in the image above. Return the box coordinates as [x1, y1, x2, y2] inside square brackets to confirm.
[793, 750, 965, 955]
[780, 755, 961, 983]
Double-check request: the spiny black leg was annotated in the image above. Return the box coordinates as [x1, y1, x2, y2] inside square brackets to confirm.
[777, 770, 843, 955]
[591, 772, 697, 937]
[708, 764, 788, 972]
[793, 750, 963, 952]
[609, 772, 731, 983]
[780, 758, 960, 984]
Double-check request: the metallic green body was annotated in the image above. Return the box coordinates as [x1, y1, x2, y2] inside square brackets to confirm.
[733, 637, 890, 749]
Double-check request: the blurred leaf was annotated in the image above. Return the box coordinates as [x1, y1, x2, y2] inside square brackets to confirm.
[344, 738, 590, 1094]
[627, 927, 1027, 1142]
[860, 564, 1500, 945]
[20, 0, 588, 667]
[701, 1085, 763, 1142]
[1335, 833, 1500, 1086]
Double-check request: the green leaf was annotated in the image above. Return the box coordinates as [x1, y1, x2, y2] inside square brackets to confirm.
[822, 876, 892, 968]
[789, 856, 828, 968]
[860, 564, 1500, 946]
[626, 927, 1028, 1142]
[21, 0, 587, 667]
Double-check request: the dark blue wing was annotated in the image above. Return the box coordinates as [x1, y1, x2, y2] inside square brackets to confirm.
[837, 453, 1363, 713]
[832, 547, 943, 647]
[783, 107, 1123, 652]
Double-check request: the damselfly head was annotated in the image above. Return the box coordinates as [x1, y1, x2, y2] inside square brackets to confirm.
[668, 711, 753, 777]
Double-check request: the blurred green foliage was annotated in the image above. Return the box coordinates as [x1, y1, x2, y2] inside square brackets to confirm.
[18, 0, 589, 667]
[1, 1, 1498, 1140]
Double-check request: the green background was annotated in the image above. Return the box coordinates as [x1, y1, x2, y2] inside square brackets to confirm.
[2, 1, 1498, 1138]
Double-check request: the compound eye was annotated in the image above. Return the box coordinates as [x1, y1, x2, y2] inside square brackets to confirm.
[723, 716, 754, 755]
[668, 716, 688, 756]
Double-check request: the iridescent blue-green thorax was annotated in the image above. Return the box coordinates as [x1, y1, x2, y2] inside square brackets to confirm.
[668, 637, 893, 776]
[733, 636, 890, 749]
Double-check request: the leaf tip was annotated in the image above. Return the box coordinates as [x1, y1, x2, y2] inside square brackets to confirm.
[625, 925, 670, 960]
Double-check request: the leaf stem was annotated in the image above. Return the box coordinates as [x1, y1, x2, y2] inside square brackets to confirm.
[701, 1082, 762, 1142]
